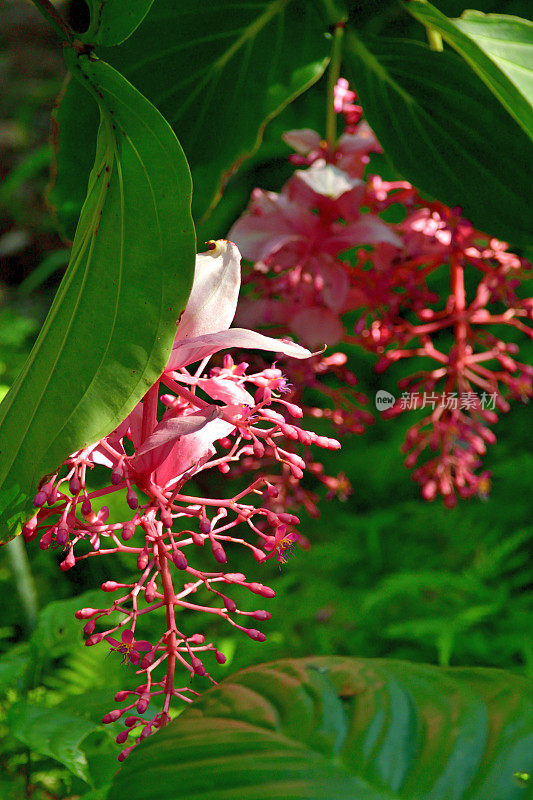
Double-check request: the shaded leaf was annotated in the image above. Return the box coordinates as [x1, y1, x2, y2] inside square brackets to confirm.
[405, 4, 533, 139]
[344, 33, 533, 245]
[0, 51, 196, 541]
[111, 656, 533, 799]
[52, 0, 334, 232]
[8, 702, 98, 783]
[79, 0, 155, 46]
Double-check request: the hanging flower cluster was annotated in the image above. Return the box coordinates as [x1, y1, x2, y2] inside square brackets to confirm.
[23, 241, 339, 759]
[230, 78, 532, 505]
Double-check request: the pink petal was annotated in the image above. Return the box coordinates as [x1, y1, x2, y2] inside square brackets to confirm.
[121, 629, 134, 644]
[282, 128, 322, 155]
[229, 213, 299, 263]
[156, 418, 235, 489]
[330, 216, 402, 249]
[134, 641, 152, 651]
[197, 377, 255, 406]
[292, 162, 364, 201]
[129, 652, 141, 665]
[135, 408, 222, 458]
[291, 307, 344, 348]
[105, 636, 120, 648]
[175, 240, 241, 340]
[167, 328, 315, 371]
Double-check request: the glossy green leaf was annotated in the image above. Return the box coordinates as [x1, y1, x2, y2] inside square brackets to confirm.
[405, 4, 533, 140]
[344, 34, 533, 246]
[79, 0, 155, 46]
[111, 656, 533, 800]
[8, 702, 98, 782]
[52, 0, 334, 235]
[0, 51, 196, 542]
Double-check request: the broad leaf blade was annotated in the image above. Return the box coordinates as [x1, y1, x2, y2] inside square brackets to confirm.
[52, 0, 333, 235]
[111, 657, 533, 800]
[8, 703, 98, 782]
[405, 4, 533, 139]
[80, 0, 155, 46]
[0, 52, 196, 542]
[344, 34, 533, 246]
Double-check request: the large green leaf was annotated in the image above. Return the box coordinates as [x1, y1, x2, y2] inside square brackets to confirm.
[405, 4, 533, 140]
[111, 657, 533, 799]
[8, 702, 98, 783]
[79, 0, 156, 46]
[0, 51, 196, 542]
[344, 34, 533, 246]
[52, 0, 334, 236]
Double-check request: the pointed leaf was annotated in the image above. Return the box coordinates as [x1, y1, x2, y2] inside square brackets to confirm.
[110, 656, 533, 800]
[79, 0, 156, 46]
[0, 51, 196, 542]
[344, 33, 533, 245]
[405, 4, 533, 140]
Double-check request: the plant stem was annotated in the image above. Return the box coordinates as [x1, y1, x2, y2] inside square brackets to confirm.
[6, 536, 38, 631]
[325, 21, 346, 150]
[30, 0, 74, 44]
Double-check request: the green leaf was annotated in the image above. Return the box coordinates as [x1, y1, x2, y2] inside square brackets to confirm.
[79, 0, 156, 46]
[110, 657, 533, 799]
[405, 4, 533, 140]
[52, 0, 333, 232]
[344, 33, 533, 246]
[8, 702, 98, 783]
[0, 51, 196, 542]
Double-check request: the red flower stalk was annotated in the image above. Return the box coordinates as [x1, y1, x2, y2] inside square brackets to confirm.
[24, 241, 339, 759]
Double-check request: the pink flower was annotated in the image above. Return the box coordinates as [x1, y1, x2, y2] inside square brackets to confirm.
[105, 629, 152, 666]
[264, 526, 299, 569]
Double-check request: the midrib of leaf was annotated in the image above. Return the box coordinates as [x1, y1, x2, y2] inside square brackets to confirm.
[211, 0, 289, 75]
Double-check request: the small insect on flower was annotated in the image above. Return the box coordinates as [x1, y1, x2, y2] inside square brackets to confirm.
[264, 526, 299, 570]
[105, 629, 152, 667]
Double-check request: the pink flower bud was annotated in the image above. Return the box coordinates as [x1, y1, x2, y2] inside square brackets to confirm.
[252, 610, 271, 621]
[75, 607, 98, 619]
[145, 579, 157, 603]
[160, 508, 173, 528]
[137, 549, 149, 570]
[127, 488, 138, 510]
[125, 716, 138, 727]
[83, 620, 96, 636]
[199, 517, 211, 535]
[211, 541, 227, 563]
[102, 709, 123, 724]
[118, 746, 134, 762]
[190, 530, 205, 546]
[215, 650, 227, 664]
[136, 694, 150, 714]
[33, 490, 47, 508]
[111, 469, 123, 485]
[114, 690, 129, 702]
[172, 549, 188, 570]
[191, 657, 206, 676]
[248, 583, 275, 598]
[188, 633, 205, 645]
[278, 513, 299, 525]
[265, 482, 278, 498]
[69, 476, 81, 494]
[46, 485, 59, 505]
[122, 522, 135, 541]
[116, 730, 129, 744]
[56, 525, 69, 546]
[39, 528, 53, 550]
[101, 581, 120, 592]
[222, 596, 237, 613]
[85, 632, 104, 646]
[22, 516, 39, 541]
[246, 628, 266, 642]
[81, 498, 92, 518]
[97, 506, 109, 523]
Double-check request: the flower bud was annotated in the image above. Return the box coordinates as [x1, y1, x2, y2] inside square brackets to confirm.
[101, 581, 120, 592]
[33, 490, 47, 508]
[191, 657, 206, 676]
[118, 746, 134, 762]
[115, 690, 130, 702]
[124, 716, 138, 727]
[145, 579, 157, 603]
[127, 488, 138, 510]
[248, 583, 275, 598]
[215, 650, 227, 664]
[188, 633, 205, 645]
[136, 694, 150, 714]
[75, 607, 99, 619]
[116, 730, 129, 744]
[102, 709, 123, 724]
[122, 521, 135, 541]
[172, 549, 188, 570]
[246, 628, 266, 642]
[252, 610, 271, 621]
[85, 632, 105, 646]
[69, 476, 81, 494]
[222, 596, 237, 613]
[211, 541, 227, 564]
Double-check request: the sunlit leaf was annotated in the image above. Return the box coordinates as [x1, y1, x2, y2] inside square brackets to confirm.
[0, 51, 196, 541]
[111, 657, 533, 799]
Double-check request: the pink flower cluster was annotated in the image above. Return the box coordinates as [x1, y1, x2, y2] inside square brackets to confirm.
[23, 241, 339, 758]
[230, 79, 532, 504]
